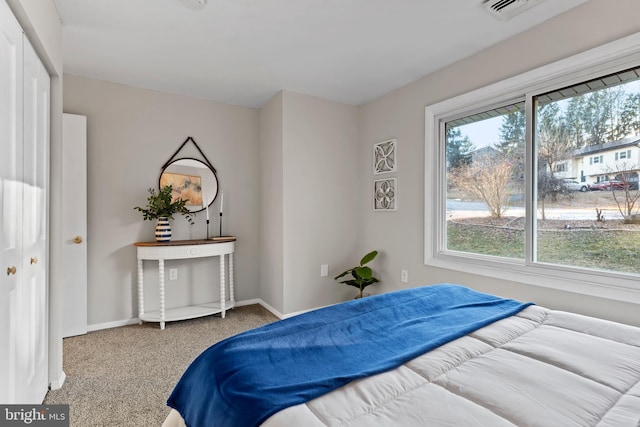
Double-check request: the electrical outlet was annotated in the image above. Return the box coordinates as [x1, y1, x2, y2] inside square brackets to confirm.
[401, 269, 408, 283]
[169, 268, 178, 281]
[320, 264, 329, 277]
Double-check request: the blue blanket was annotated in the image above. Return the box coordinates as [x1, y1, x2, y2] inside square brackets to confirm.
[167, 284, 532, 427]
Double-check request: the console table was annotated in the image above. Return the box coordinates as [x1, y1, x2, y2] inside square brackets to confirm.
[134, 238, 236, 329]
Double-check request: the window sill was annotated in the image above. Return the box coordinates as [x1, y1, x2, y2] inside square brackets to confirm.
[425, 252, 640, 304]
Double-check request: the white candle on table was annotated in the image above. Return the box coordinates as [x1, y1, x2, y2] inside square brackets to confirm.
[220, 191, 224, 214]
[204, 196, 209, 220]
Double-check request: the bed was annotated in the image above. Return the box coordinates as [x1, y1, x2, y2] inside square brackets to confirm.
[162, 284, 640, 427]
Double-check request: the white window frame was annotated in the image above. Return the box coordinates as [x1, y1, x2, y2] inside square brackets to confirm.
[425, 32, 640, 304]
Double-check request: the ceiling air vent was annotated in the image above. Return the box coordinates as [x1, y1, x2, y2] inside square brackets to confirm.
[482, 0, 544, 20]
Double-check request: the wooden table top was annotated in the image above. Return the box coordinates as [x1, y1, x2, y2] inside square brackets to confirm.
[134, 236, 236, 247]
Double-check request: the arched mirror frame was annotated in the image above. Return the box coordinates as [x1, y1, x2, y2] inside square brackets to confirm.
[159, 137, 219, 213]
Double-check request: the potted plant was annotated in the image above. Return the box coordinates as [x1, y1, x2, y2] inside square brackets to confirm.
[134, 185, 194, 241]
[334, 250, 379, 298]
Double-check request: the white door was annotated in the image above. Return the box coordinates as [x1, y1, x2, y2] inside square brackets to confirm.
[62, 113, 87, 338]
[0, 0, 24, 404]
[20, 36, 50, 404]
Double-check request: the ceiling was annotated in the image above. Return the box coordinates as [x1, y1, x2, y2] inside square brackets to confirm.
[53, 0, 589, 108]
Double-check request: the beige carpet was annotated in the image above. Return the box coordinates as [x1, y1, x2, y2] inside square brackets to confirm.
[44, 304, 278, 427]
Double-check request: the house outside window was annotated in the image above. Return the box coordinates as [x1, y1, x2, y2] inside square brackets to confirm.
[554, 162, 567, 173]
[616, 150, 632, 160]
[425, 34, 640, 302]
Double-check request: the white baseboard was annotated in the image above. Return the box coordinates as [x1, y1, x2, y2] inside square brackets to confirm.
[281, 302, 337, 319]
[252, 299, 334, 319]
[87, 317, 141, 332]
[86, 299, 287, 331]
[234, 298, 262, 307]
[49, 370, 66, 390]
[251, 299, 284, 319]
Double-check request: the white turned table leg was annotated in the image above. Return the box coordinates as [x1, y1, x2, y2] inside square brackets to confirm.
[135, 240, 235, 328]
[220, 254, 226, 318]
[229, 253, 235, 304]
[158, 259, 165, 330]
[137, 259, 144, 324]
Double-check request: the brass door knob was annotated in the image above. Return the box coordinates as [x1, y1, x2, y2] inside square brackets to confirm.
[6, 266, 16, 275]
[73, 236, 83, 244]
[30, 257, 38, 265]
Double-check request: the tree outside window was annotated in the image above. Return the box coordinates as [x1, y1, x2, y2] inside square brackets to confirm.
[443, 65, 640, 275]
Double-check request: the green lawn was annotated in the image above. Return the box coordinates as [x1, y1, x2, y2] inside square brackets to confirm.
[447, 222, 640, 274]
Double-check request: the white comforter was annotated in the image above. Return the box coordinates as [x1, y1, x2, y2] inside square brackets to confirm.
[164, 305, 640, 426]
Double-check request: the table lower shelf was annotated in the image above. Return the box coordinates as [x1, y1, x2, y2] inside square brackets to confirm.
[139, 301, 236, 324]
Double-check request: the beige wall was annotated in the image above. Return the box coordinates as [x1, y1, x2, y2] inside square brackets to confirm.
[281, 92, 361, 313]
[259, 93, 285, 313]
[259, 91, 361, 315]
[62, 77, 360, 325]
[63, 75, 260, 326]
[359, 0, 640, 326]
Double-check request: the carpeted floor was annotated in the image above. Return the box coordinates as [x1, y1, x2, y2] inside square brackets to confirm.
[44, 304, 278, 427]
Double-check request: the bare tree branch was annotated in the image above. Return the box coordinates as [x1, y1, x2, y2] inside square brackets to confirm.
[449, 154, 514, 219]
[605, 161, 640, 218]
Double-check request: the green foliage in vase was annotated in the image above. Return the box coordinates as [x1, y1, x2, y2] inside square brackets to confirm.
[134, 185, 194, 224]
[334, 250, 379, 298]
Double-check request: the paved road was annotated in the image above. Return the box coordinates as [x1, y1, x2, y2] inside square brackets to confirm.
[446, 199, 624, 221]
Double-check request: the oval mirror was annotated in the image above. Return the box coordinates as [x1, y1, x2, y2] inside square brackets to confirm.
[159, 158, 218, 213]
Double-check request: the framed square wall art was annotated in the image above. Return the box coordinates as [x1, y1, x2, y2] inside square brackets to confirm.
[373, 138, 397, 175]
[374, 178, 397, 211]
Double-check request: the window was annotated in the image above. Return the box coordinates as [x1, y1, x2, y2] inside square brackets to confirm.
[426, 33, 640, 301]
[445, 102, 525, 260]
[533, 78, 640, 274]
[554, 162, 567, 172]
[616, 150, 632, 160]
